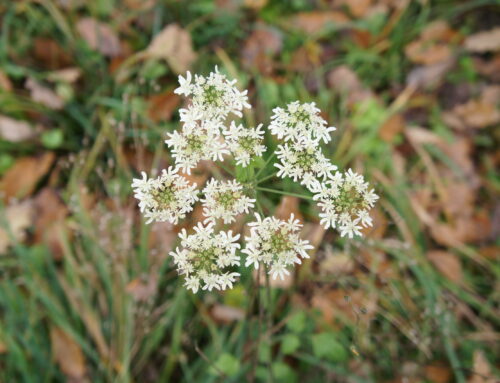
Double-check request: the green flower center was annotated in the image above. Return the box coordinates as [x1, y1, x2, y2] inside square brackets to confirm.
[185, 134, 206, 154]
[202, 85, 225, 108]
[239, 136, 261, 153]
[294, 148, 316, 172]
[269, 230, 294, 254]
[192, 246, 220, 273]
[215, 190, 242, 210]
[151, 183, 177, 210]
[333, 184, 367, 215]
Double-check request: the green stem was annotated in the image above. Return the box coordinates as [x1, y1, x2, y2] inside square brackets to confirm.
[255, 153, 276, 179]
[265, 266, 274, 383]
[257, 172, 277, 184]
[256, 187, 313, 200]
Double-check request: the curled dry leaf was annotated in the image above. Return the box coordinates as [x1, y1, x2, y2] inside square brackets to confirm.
[405, 41, 452, 65]
[211, 304, 245, 323]
[241, 24, 283, 75]
[147, 24, 197, 74]
[0, 200, 34, 254]
[427, 250, 462, 284]
[147, 91, 180, 123]
[379, 113, 404, 142]
[406, 57, 455, 89]
[464, 27, 500, 53]
[76, 18, 122, 57]
[452, 99, 500, 129]
[327, 65, 375, 105]
[50, 326, 87, 380]
[26, 78, 64, 110]
[289, 11, 350, 35]
[0, 152, 55, 202]
[0, 116, 35, 142]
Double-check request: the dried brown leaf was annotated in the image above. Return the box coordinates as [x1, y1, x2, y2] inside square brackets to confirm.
[465, 27, 500, 53]
[452, 99, 500, 129]
[244, 0, 268, 10]
[407, 58, 455, 89]
[379, 113, 404, 142]
[425, 363, 452, 383]
[290, 11, 350, 35]
[0, 116, 35, 142]
[50, 326, 87, 379]
[26, 78, 64, 110]
[427, 250, 462, 283]
[327, 65, 375, 105]
[33, 38, 73, 69]
[468, 350, 495, 383]
[0, 70, 12, 91]
[405, 41, 452, 65]
[147, 24, 196, 74]
[126, 276, 157, 301]
[76, 18, 122, 57]
[147, 91, 180, 122]
[274, 196, 302, 222]
[47, 68, 82, 83]
[0, 152, 55, 202]
[211, 304, 245, 323]
[0, 200, 34, 254]
[241, 25, 282, 75]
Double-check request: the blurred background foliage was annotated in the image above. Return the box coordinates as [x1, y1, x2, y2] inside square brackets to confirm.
[0, 0, 499, 382]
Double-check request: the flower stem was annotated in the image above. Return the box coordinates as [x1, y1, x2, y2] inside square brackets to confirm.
[264, 266, 274, 383]
[255, 153, 276, 179]
[256, 187, 313, 200]
[256, 171, 277, 184]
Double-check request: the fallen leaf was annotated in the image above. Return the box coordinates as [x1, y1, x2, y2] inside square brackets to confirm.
[406, 58, 455, 89]
[76, 18, 122, 57]
[473, 54, 500, 81]
[289, 43, 321, 73]
[0, 200, 34, 254]
[464, 27, 500, 53]
[425, 363, 452, 383]
[33, 38, 73, 69]
[241, 24, 282, 75]
[147, 24, 196, 74]
[452, 99, 500, 129]
[211, 304, 245, 323]
[290, 11, 350, 35]
[244, 0, 267, 10]
[468, 350, 495, 383]
[47, 67, 82, 83]
[147, 91, 180, 122]
[420, 20, 458, 43]
[274, 196, 302, 222]
[0, 70, 12, 91]
[126, 276, 157, 301]
[379, 113, 404, 142]
[50, 326, 87, 380]
[327, 65, 375, 105]
[25, 78, 64, 110]
[344, 0, 373, 18]
[0, 116, 35, 142]
[405, 41, 452, 65]
[319, 249, 355, 275]
[34, 188, 69, 260]
[0, 152, 55, 202]
[427, 251, 462, 283]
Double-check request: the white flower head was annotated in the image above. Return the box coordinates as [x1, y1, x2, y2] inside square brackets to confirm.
[165, 120, 229, 174]
[275, 138, 337, 190]
[269, 101, 336, 144]
[223, 121, 266, 167]
[131, 167, 199, 224]
[174, 67, 251, 121]
[242, 213, 313, 280]
[170, 222, 241, 293]
[313, 169, 379, 237]
[201, 179, 255, 224]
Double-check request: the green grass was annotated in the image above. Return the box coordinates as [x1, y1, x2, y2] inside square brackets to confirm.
[1, 0, 499, 382]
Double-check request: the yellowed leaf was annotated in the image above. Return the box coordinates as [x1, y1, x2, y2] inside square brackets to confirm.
[147, 24, 197, 74]
[0, 152, 55, 202]
[427, 250, 462, 283]
[465, 27, 500, 53]
[76, 18, 122, 57]
[50, 326, 87, 379]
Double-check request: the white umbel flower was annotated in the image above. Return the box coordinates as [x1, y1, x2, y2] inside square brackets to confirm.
[275, 138, 337, 190]
[223, 121, 266, 167]
[312, 169, 379, 238]
[242, 213, 313, 280]
[165, 120, 229, 174]
[170, 222, 241, 293]
[269, 101, 336, 144]
[201, 179, 256, 224]
[174, 67, 251, 121]
[131, 168, 199, 224]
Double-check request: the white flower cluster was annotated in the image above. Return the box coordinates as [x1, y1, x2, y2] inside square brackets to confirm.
[275, 139, 337, 190]
[242, 214, 313, 280]
[201, 179, 255, 224]
[269, 101, 336, 144]
[132, 68, 380, 294]
[224, 122, 266, 167]
[131, 168, 198, 224]
[170, 223, 241, 293]
[311, 169, 379, 238]
[166, 68, 264, 173]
